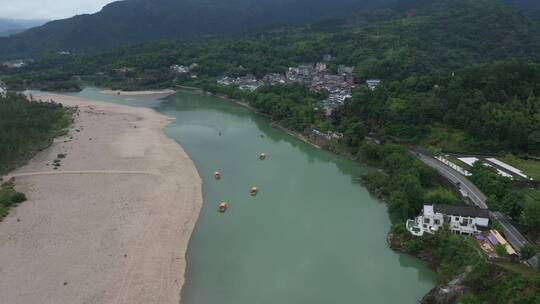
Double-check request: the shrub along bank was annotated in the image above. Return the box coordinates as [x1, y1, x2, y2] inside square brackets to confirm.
[0, 93, 72, 219]
[0, 181, 26, 219]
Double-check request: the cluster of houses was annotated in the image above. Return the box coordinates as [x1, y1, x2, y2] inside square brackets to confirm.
[170, 63, 199, 79]
[217, 61, 356, 100]
[0, 81, 7, 98]
[216, 57, 382, 116]
[2, 59, 26, 69]
[290, 63, 356, 116]
[217, 74, 261, 92]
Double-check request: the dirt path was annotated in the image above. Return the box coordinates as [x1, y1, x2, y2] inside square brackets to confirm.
[6, 170, 156, 179]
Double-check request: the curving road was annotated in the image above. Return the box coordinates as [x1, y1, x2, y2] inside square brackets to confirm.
[413, 151, 487, 209]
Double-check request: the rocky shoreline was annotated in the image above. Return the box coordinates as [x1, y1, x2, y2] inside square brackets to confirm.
[387, 231, 473, 304]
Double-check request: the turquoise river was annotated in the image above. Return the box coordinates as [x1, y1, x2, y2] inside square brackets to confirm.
[66, 87, 436, 304]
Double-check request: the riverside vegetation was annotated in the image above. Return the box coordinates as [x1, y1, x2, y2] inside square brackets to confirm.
[2, 0, 540, 302]
[0, 93, 72, 218]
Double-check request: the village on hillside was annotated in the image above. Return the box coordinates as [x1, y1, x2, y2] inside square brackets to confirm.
[168, 58, 382, 146]
[214, 59, 381, 117]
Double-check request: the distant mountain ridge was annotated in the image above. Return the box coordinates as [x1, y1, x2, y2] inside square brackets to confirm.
[0, 0, 537, 60]
[0, 0, 389, 60]
[505, 0, 540, 11]
[0, 19, 48, 37]
[504, 0, 540, 19]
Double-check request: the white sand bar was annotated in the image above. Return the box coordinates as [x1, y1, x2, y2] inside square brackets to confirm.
[0, 93, 203, 304]
[101, 89, 176, 99]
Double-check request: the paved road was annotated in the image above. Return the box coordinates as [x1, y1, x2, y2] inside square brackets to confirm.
[413, 151, 488, 209]
[413, 150, 538, 268]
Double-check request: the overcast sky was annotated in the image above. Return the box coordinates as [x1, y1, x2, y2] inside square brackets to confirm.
[0, 0, 118, 20]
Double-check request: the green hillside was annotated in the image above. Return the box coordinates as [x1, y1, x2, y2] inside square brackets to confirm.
[0, 0, 388, 60]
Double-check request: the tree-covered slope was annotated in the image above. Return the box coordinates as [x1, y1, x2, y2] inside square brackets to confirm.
[319, 0, 540, 79]
[334, 60, 540, 155]
[11, 0, 539, 81]
[0, 0, 388, 60]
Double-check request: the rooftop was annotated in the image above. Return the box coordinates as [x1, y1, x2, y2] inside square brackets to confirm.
[433, 204, 490, 218]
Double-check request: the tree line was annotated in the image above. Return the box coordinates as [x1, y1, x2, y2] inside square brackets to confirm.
[0, 93, 72, 175]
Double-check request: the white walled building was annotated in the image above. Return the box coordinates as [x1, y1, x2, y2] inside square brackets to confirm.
[366, 79, 381, 91]
[366, 79, 382, 91]
[407, 204, 490, 236]
[170, 64, 189, 74]
[0, 81, 7, 98]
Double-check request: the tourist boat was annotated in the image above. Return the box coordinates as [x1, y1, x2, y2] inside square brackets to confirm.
[250, 187, 259, 196]
[259, 153, 267, 160]
[218, 202, 229, 213]
[214, 171, 221, 180]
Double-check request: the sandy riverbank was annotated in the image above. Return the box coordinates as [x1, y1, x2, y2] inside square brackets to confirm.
[101, 89, 176, 99]
[0, 93, 203, 304]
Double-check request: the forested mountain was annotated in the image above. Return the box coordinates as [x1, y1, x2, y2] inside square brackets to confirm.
[0, 0, 389, 60]
[12, 0, 538, 83]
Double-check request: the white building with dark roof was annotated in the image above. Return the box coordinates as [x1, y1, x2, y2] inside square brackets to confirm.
[366, 79, 381, 91]
[170, 64, 189, 74]
[407, 204, 490, 236]
[0, 81, 7, 98]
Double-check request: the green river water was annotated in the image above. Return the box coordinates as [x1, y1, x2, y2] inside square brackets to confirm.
[66, 87, 436, 304]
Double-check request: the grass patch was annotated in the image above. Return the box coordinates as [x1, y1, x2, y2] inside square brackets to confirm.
[422, 126, 469, 152]
[422, 126, 506, 154]
[493, 261, 538, 279]
[500, 155, 540, 180]
[523, 189, 540, 206]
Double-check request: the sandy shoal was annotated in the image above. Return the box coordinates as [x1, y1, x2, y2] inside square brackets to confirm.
[0, 93, 203, 304]
[101, 89, 176, 99]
